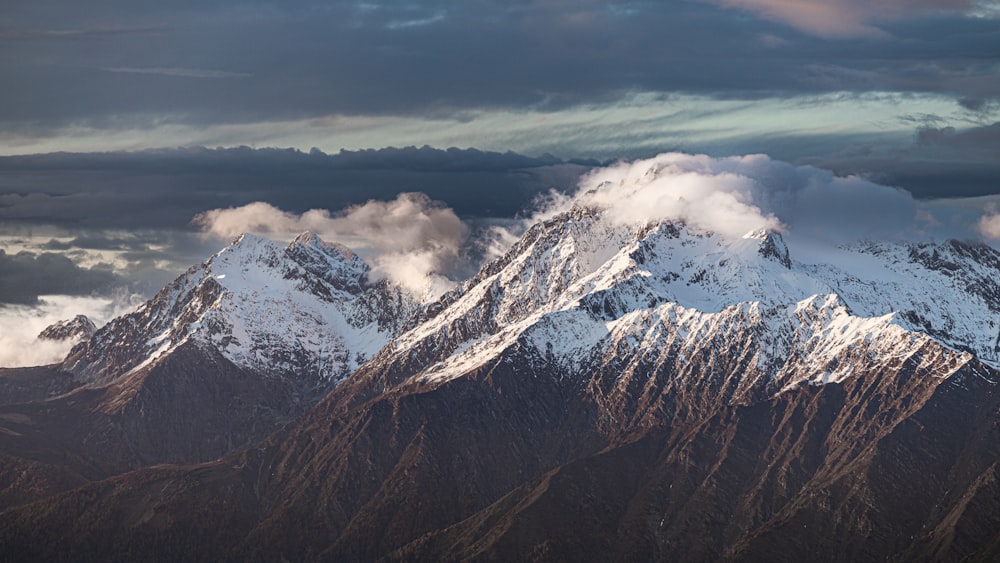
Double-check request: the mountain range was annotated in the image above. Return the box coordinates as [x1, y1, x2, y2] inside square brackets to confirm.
[1, 191, 999, 560]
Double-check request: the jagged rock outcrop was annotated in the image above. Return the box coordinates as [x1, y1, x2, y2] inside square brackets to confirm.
[37, 314, 97, 343]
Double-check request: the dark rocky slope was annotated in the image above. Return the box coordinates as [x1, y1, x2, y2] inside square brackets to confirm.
[1, 331, 998, 562]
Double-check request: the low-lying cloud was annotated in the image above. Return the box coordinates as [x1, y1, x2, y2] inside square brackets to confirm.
[0, 292, 143, 367]
[193, 193, 469, 297]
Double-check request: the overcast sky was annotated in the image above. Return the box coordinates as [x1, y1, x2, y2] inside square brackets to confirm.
[1, 0, 999, 365]
[2, 0, 998, 158]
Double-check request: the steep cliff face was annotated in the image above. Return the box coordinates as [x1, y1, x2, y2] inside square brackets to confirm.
[1, 202, 999, 562]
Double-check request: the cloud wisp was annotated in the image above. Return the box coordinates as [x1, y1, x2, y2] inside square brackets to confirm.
[194, 193, 469, 298]
[102, 67, 253, 79]
[978, 207, 1000, 240]
[703, 0, 982, 37]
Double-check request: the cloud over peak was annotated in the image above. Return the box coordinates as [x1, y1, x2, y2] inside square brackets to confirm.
[191, 153, 1000, 300]
[535, 152, 997, 245]
[193, 193, 469, 298]
[568, 154, 783, 238]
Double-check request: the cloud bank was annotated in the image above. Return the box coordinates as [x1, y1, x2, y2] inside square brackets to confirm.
[0, 249, 123, 305]
[194, 193, 469, 297]
[0, 147, 583, 229]
[535, 152, 996, 244]
[192, 153, 1000, 302]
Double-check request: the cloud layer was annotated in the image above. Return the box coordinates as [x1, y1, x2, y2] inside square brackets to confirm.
[194, 193, 469, 297]
[192, 152, 1000, 301]
[0, 147, 582, 229]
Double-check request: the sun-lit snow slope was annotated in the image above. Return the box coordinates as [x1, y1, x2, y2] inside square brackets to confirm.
[64, 232, 416, 386]
[379, 204, 1000, 395]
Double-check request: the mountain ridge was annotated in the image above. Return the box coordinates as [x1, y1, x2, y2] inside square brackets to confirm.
[1, 197, 1000, 560]
[0, 231, 420, 507]
[63, 231, 417, 387]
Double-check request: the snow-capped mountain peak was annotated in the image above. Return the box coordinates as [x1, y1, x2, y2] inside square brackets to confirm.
[62, 232, 417, 387]
[371, 207, 1000, 395]
[37, 314, 97, 343]
[743, 228, 791, 268]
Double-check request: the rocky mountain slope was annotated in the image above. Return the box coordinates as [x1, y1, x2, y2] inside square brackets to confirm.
[2, 198, 1000, 561]
[64, 231, 415, 387]
[0, 232, 417, 505]
[368, 207, 999, 402]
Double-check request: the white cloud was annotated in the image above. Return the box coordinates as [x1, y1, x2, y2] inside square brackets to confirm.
[533, 152, 924, 243]
[193, 201, 322, 239]
[386, 11, 447, 29]
[0, 293, 141, 368]
[978, 209, 1000, 240]
[193, 193, 469, 298]
[571, 155, 783, 238]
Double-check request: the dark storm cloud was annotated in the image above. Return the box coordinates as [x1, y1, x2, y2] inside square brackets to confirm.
[915, 122, 1000, 154]
[800, 121, 1000, 199]
[0, 146, 589, 229]
[1, 225, 241, 303]
[2, 1, 997, 131]
[0, 250, 122, 305]
[0, 145, 592, 306]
